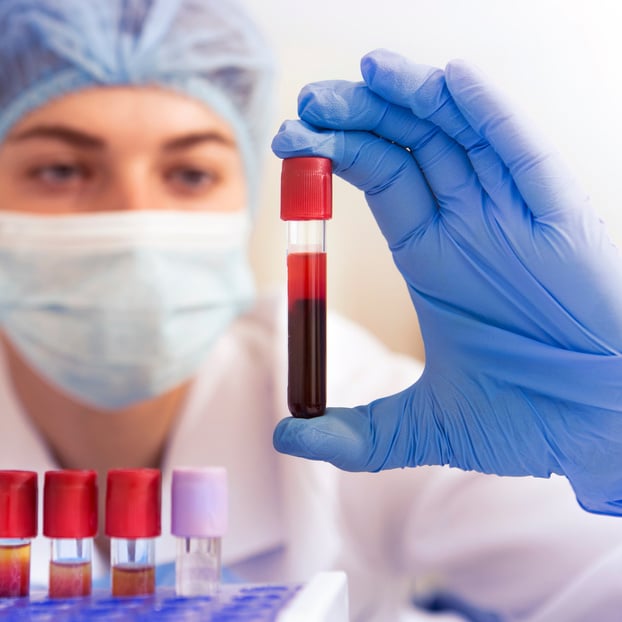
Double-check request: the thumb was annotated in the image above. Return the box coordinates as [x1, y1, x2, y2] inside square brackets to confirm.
[273, 406, 374, 471]
[273, 388, 447, 471]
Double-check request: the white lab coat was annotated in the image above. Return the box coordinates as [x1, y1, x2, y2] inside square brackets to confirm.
[1, 291, 622, 621]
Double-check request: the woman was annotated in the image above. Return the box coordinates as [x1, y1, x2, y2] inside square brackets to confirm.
[0, 1, 621, 620]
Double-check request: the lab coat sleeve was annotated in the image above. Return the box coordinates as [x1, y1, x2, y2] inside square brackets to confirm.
[318, 312, 622, 621]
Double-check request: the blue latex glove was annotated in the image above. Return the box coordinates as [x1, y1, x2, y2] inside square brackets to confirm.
[271, 49, 622, 515]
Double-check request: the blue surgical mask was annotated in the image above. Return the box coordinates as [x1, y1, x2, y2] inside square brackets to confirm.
[0, 210, 255, 410]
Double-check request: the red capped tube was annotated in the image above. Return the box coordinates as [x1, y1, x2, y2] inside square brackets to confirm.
[0, 470, 37, 598]
[280, 157, 333, 418]
[281, 157, 332, 221]
[44, 470, 97, 598]
[106, 469, 161, 597]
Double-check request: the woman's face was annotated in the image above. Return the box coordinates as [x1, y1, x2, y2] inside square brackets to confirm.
[0, 87, 247, 214]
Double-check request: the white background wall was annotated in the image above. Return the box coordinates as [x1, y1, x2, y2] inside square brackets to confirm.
[245, 0, 622, 360]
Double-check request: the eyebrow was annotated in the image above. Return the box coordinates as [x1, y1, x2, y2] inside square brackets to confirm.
[162, 131, 235, 151]
[7, 125, 235, 151]
[8, 125, 105, 149]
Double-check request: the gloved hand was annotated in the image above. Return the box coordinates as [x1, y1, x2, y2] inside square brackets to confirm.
[271, 48, 622, 515]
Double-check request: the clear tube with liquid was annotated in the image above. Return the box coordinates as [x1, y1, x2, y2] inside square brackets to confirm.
[280, 157, 332, 419]
[110, 537, 156, 597]
[286, 220, 327, 417]
[49, 538, 92, 598]
[0, 538, 31, 598]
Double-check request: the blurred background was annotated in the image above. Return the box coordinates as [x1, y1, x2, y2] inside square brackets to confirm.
[245, 0, 622, 361]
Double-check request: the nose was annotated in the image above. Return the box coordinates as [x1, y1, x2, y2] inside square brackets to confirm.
[98, 165, 155, 212]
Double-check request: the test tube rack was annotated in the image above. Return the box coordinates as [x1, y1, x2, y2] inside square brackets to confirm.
[0, 571, 349, 621]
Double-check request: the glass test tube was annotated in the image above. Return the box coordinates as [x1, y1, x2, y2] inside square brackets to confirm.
[280, 157, 333, 418]
[105, 469, 161, 598]
[44, 470, 97, 598]
[0, 470, 37, 598]
[171, 467, 228, 597]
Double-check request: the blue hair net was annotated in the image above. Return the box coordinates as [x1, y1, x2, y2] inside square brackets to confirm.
[0, 0, 275, 202]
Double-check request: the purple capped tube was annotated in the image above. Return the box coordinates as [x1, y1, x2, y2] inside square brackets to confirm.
[171, 467, 228, 596]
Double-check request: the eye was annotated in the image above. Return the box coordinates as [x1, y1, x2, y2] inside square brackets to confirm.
[29, 162, 90, 186]
[166, 166, 219, 193]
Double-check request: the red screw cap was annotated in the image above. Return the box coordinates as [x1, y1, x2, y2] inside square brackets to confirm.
[0, 471, 37, 538]
[44, 470, 98, 539]
[105, 469, 161, 538]
[280, 157, 333, 221]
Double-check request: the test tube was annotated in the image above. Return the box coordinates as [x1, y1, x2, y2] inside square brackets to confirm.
[105, 469, 161, 598]
[0, 470, 37, 598]
[44, 470, 97, 598]
[171, 467, 228, 597]
[280, 157, 333, 418]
